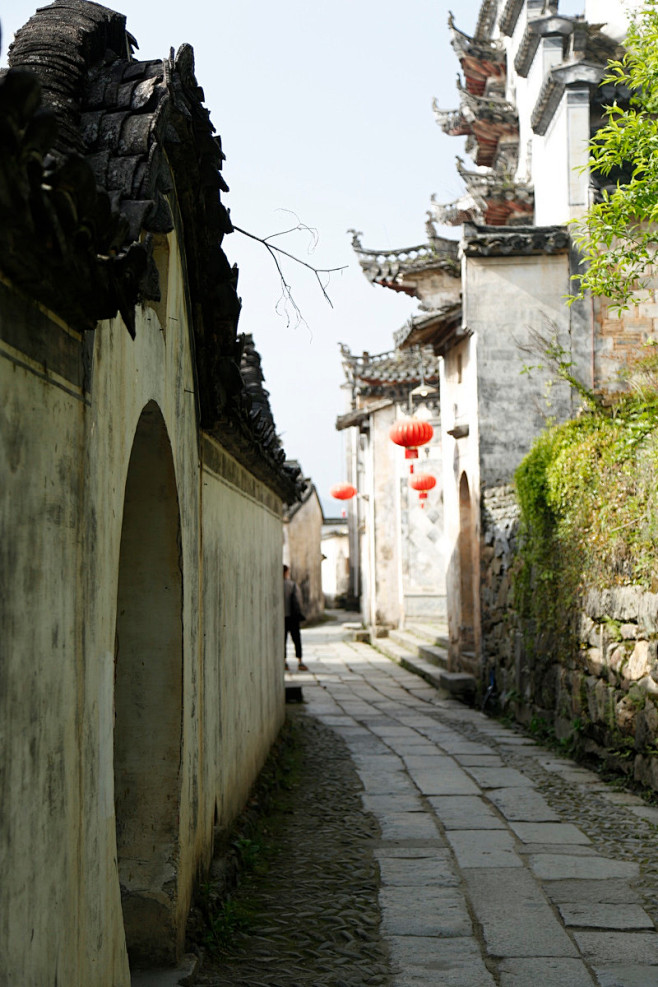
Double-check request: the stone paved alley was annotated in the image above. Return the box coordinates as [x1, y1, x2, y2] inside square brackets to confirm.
[196, 617, 658, 987]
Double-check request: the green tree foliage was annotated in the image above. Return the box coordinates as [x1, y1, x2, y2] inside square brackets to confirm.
[570, 1, 658, 308]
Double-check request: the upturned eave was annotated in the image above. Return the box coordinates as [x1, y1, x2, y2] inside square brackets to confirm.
[350, 230, 460, 292]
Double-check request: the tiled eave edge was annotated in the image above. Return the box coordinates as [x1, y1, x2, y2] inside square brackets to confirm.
[336, 398, 394, 432]
[499, 0, 524, 37]
[394, 304, 463, 351]
[475, 0, 499, 41]
[500, 0, 554, 38]
[204, 419, 302, 505]
[515, 16, 575, 78]
[351, 232, 460, 286]
[531, 61, 604, 135]
[463, 222, 569, 256]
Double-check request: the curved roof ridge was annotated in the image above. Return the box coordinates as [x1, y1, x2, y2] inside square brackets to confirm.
[2, 0, 303, 502]
[9, 0, 131, 156]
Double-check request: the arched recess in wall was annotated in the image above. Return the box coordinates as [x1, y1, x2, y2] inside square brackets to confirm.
[113, 400, 183, 968]
[458, 472, 475, 652]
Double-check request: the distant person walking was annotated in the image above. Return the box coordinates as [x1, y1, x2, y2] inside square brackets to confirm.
[283, 565, 308, 671]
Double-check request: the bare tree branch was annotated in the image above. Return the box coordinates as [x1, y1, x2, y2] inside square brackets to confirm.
[232, 221, 347, 329]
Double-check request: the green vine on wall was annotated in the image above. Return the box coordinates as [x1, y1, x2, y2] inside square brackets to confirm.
[514, 352, 658, 663]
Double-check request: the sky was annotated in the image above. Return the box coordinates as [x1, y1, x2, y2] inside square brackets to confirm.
[3, 0, 484, 513]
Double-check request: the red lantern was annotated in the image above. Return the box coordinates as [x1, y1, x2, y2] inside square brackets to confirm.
[409, 472, 436, 508]
[330, 482, 357, 501]
[389, 418, 433, 470]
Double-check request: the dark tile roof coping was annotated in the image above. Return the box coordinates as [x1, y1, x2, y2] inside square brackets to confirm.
[462, 222, 570, 256]
[336, 399, 394, 432]
[514, 15, 576, 78]
[531, 60, 605, 135]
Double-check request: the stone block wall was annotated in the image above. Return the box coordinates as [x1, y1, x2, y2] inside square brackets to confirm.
[567, 588, 658, 788]
[480, 483, 520, 686]
[479, 488, 658, 792]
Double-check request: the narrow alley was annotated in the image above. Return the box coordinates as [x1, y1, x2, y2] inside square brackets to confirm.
[199, 617, 658, 987]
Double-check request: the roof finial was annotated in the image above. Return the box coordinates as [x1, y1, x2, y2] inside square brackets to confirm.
[348, 229, 364, 251]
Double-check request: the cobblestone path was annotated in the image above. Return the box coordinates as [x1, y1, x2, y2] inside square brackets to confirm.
[196, 709, 391, 987]
[197, 617, 658, 986]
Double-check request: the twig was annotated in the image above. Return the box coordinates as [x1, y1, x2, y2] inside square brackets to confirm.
[232, 224, 347, 315]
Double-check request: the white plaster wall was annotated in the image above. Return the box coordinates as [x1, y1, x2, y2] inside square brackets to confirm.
[1, 224, 286, 983]
[80, 234, 203, 979]
[534, 97, 571, 225]
[464, 251, 573, 487]
[286, 492, 324, 620]
[371, 404, 403, 628]
[1, 278, 200, 982]
[1, 325, 87, 986]
[321, 526, 350, 605]
[201, 447, 285, 829]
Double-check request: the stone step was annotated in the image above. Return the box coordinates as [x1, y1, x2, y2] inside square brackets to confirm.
[403, 620, 450, 648]
[438, 671, 477, 701]
[376, 632, 476, 703]
[388, 629, 450, 671]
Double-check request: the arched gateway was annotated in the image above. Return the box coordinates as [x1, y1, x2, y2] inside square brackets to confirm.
[113, 402, 183, 967]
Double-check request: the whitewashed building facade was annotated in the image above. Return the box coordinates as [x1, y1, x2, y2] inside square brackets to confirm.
[347, 0, 646, 680]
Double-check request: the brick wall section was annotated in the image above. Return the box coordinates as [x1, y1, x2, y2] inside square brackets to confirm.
[594, 289, 658, 390]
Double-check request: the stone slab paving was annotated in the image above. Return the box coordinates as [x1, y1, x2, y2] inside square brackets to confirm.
[296, 621, 658, 987]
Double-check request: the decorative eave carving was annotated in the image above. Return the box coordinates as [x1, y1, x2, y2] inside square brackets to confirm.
[459, 83, 517, 126]
[514, 16, 575, 78]
[462, 159, 534, 225]
[434, 88, 519, 168]
[337, 343, 440, 402]
[463, 222, 570, 256]
[431, 192, 480, 227]
[492, 135, 520, 174]
[432, 159, 533, 227]
[349, 230, 460, 292]
[448, 12, 506, 96]
[432, 102, 472, 137]
[531, 61, 605, 135]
